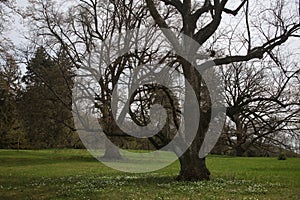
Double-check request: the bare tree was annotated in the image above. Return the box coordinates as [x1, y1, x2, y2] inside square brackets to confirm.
[145, 0, 300, 180]
[27, 0, 167, 159]
[222, 57, 299, 156]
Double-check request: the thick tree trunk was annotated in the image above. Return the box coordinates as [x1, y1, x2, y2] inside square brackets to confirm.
[177, 112, 211, 181]
[235, 145, 245, 156]
[177, 111, 211, 181]
[99, 109, 123, 161]
[177, 148, 210, 181]
[101, 141, 123, 160]
[233, 116, 247, 156]
[176, 59, 212, 181]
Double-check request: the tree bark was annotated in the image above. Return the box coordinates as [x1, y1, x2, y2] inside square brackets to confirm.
[177, 143, 210, 181]
[177, 110, 211, 181]
[101, 140, 123, 160]
[176, 59, 212, 181]
[233, 116, 247, 156]
[99, 108, 123, 161]
[235, 145, 245, 157]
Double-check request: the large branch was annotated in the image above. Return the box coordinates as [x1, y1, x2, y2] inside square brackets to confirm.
[161, 0, 184, 14]
[145, 0, 181, 49]
[144, 0, 170, 30]
[193, 0, 228, 45]
[192, 0, 246, 23]
[222, 0, 247, 16]
[192, 0, 213, 21]
[211, 24, 300, 66]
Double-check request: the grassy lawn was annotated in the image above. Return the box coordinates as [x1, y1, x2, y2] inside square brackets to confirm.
[0, 149, 299, 200]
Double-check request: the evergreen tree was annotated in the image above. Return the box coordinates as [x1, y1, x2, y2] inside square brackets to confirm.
[0, 53, 25, 149]
[20, 47, 76, 148]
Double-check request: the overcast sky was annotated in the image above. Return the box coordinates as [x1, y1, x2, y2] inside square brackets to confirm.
[3, 0, 300, 61]
[3, 0, 27, 45]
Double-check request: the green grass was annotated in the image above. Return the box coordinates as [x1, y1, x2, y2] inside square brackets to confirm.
[0, 149, 299, 199]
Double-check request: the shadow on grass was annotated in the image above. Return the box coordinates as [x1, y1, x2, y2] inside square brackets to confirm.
[0, 152, 97, 167]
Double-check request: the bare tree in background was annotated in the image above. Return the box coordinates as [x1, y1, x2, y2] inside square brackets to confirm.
[222, 57, 299, 156]
[26, 0, 170, 159]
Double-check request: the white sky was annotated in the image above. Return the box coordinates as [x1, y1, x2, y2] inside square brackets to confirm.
[3, 0, 300, 63]
[3, 0, 28, 46]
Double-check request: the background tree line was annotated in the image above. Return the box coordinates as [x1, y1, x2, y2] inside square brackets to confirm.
[0, 46, 81, 149]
